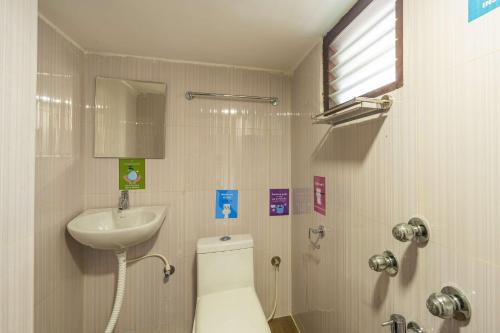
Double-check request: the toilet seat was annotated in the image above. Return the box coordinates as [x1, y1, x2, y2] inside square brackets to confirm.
[193, 287, 271, 333]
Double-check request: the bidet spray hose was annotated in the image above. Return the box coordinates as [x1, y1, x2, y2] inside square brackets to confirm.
[267, 256, 281, 322]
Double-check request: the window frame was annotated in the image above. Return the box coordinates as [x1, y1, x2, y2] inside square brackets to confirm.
[322, 0, 403, 111]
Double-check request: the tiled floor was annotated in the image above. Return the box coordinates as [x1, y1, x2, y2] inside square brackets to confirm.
[269, 316, 300, 333]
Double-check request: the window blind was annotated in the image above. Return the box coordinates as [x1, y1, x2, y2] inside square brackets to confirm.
[325, 0, 401, 108]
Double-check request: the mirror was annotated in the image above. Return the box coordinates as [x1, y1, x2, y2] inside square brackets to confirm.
[94, 77, 166, 158]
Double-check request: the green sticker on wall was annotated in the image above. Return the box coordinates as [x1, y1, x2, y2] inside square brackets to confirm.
[119, 159, 145, 190]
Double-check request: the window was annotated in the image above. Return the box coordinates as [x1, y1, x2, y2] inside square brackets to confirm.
[323, 0, 403, 110]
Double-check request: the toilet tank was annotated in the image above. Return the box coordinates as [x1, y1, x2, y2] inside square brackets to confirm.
[196, 234, 254, 297]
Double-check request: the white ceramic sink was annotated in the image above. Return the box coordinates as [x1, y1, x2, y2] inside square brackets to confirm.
[67, 206, 167, 251]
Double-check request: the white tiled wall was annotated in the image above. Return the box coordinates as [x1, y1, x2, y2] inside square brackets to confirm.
[81, 55, 292, 333]
[35, 19, 293, 333]
[291, 1, 500, 332]
[0, 1, 38, 332]
[35, 19, 85, 333]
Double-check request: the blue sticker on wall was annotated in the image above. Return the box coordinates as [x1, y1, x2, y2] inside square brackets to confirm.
[215, 190, 238, 219]
[469, 0, 499, 22]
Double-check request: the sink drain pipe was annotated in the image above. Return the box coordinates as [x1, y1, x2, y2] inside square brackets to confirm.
[104, 252, 175, 333]
[104, 252, 127, 333]
[267, 256, 281, 322]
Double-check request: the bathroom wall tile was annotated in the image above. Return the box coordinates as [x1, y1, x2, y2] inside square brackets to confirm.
[40, 16, 292, 333]
[156, 126, 186, 192]
[291, 37, 418, 328]
[291, 1, 500, 332]
[228, 128, 271, 190]
[34, 19, 85, 333]
[269, 128, 292, 188]
[183, 125, 231, 191]
[0, 1, 37, 332]
[458, 2, 500, 65]
[82, 55, 292, 333]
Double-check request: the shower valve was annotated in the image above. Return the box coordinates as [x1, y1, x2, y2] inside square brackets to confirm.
[426, 286, 471, 321]
[392, 217, 430, 244]
[368, 250, 398, 276]
[407, 322, 425, 333]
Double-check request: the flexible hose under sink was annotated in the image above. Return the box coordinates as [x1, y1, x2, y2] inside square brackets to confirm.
[267, 264, 279, 322]
[105, 251, 127, 333]
[103, 252, 175, 332]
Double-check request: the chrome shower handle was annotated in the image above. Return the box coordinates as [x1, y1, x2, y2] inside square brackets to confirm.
[368, 250, 398, 276]
[407, 322, 424, 333]
[426, 286, 471, 321]
[392, 216, 430, 244]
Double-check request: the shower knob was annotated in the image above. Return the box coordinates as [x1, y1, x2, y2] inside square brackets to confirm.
[426, 286, 471, 321]
[407, 322, 425, 333]
[392, 216, 430, 244]
[427, 293, 455, 318]
[369, 256, 389, 271]
[368, 250, 398, 276]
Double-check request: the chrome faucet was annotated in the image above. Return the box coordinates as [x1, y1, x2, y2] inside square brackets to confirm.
[118, 190, 129, 210]
[382, 314, 406, 333]
[382, 314, 425, 333]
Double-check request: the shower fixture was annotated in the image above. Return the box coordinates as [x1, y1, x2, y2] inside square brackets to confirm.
[368, 250, 398, 276]
[426, 286, 471, 322]
[407, 322, 425, 333]
[392, 216, 430, 244]
[382, 314, 406, 333]
[382, 314, 425, 333]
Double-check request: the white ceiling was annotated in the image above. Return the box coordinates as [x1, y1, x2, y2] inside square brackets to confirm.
[39, 0, 357, 72]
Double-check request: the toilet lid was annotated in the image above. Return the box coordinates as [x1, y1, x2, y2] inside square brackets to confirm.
[194, 287, 271, 333]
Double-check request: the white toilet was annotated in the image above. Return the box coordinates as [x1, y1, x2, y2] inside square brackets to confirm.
[193, 234, 271, 333]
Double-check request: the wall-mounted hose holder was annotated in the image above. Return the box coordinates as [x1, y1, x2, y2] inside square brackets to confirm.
[308, 225, 325, 249]
[271, 256, 281, 269]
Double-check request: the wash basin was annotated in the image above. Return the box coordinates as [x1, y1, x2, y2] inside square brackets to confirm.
[67, 206, 167, 251]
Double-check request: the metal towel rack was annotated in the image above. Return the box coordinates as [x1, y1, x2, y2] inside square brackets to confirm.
[312, 95, 392, 126]
[185, 91, 279, 106]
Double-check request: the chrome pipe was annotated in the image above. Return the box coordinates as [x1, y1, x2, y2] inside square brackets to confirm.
[185, 91, 279, 106]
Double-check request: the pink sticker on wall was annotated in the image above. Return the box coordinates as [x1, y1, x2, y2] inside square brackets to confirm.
[313, 176, 326, 215]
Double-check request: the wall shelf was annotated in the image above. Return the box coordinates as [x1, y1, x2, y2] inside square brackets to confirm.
[312, 95, 392, 126]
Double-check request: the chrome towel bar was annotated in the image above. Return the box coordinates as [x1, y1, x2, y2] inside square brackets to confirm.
[185, 91, 279, 106]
